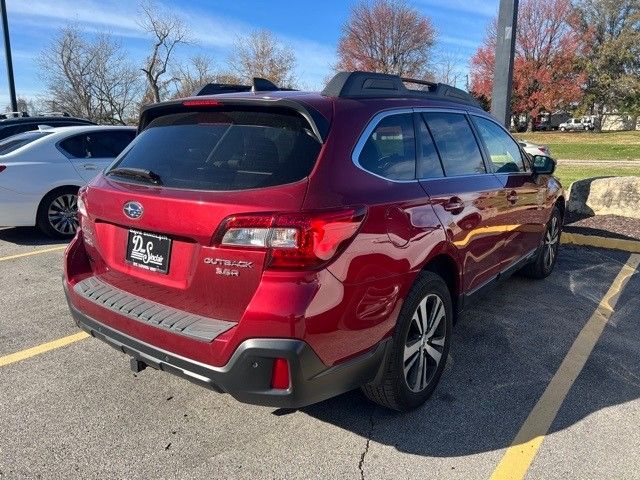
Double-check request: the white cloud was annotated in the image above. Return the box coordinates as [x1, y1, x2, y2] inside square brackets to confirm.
[6, 0, 335, 88]
[7, 0, 143, 37]
[438, 35, 480, 50]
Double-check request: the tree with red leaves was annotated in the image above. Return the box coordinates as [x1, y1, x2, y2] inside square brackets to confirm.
[470, 0, 590, 130]
[336, 0, 436, 79]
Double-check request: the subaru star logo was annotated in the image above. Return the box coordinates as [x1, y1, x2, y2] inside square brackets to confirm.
[123, 201, 143, 219]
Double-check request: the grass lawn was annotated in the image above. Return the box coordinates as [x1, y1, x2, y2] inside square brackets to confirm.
[514, 130, 640, 160]
[554, 165, 639, 187]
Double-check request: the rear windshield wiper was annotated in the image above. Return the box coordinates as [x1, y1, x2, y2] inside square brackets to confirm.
[106, 167, 162, 185]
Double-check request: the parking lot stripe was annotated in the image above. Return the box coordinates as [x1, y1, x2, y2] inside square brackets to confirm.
[490, 253, 640, 480]
[562, 232, 640, 254]
[0, 332, 89, 368]
[0, 246, 67, 262]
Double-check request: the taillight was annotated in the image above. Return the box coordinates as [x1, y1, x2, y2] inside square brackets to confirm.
[213, 207, 366, 270]
[0, 165, 5, 173]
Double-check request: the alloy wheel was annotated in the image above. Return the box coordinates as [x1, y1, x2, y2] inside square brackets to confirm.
[47, 193, 79, 236]
[403, 294, 447, 393]
[544, 215, 559, 269]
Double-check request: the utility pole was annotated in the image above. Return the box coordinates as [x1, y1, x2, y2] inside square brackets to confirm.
[1, 0, 17, 113]
[491, 0, 518, 127]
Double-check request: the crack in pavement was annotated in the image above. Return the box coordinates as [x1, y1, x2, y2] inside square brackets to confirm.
[358, 412, 375, 480]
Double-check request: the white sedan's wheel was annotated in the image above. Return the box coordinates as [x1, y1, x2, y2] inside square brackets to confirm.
[47, 193, 79, 236]
[37, 187, 79, 238]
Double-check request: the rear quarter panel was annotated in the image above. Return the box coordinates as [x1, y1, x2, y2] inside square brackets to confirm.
[300, 99, 459, 364]
[0, 143, 83, 225]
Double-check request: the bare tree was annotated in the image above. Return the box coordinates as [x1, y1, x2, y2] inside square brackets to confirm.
[336, 0, 436, 78]
[432, 50, 464, 87]
[170, 55, 246, 99]
[138, 0, 189, 102]
[227, 29, 296, 87]
[172, 55, 217, 98]
[4, 97, 35, 114]
[40, 26, 143, 124]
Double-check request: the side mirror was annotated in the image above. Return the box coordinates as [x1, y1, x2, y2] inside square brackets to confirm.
[531, 155, 556, 175]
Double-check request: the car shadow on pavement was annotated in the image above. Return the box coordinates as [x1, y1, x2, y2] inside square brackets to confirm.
[301, 247, 640, 458]
[0, 227, 68, 246]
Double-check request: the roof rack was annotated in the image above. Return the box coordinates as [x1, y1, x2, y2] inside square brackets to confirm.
[195, 77, 293, 96]
[0, 111, 29, 119]
[36, 111, 70, 117]
[322, 71, 480, 107]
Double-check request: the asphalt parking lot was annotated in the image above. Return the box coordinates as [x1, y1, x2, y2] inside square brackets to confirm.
[1, 226, 639, 479]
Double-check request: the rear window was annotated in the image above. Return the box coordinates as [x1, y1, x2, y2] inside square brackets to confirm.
[109, 108, 322, 191]
[0, 131, 52, 155]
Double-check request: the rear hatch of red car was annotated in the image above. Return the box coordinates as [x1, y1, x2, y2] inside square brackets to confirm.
[79, 99, 330, 322]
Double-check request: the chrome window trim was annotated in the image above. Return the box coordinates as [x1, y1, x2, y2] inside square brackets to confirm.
[350, 108, 416, 183]
[418, 172, 499, 181]
[351, 106, 476, 183]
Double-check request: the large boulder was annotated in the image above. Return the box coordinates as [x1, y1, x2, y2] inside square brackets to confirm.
[567, 176, 640, 218]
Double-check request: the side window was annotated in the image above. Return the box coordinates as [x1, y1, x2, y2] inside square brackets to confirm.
[358, 113, 415, 181]
[472, 116, 526, 173]
[416, 117, 444, 179]
[422, 112, 486, 176]
[59, 135, 88, 158]
[87, 131, 135, 158]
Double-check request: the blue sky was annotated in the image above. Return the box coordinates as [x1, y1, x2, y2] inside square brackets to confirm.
[0, 0, 499, 108]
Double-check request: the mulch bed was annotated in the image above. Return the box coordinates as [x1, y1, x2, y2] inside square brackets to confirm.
[564, 212, 640, 241]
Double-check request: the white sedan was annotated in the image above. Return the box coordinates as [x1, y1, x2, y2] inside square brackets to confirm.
[519, 140, 551, 157]
[0, 125, 135, 237]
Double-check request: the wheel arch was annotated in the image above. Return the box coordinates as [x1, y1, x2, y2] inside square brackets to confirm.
[35, 184, 82, 226]
[421, 253, 461, 321]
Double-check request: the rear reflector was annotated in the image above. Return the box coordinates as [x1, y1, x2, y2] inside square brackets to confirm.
[271, 358, 290, 390]
[214, 207, 366, 270]
[0, 165, 5, 173]
[182, 99, 221, 107]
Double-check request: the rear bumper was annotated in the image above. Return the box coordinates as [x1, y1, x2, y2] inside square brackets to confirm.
[0, 186, 37, 227]
[66, 296, 390, 408]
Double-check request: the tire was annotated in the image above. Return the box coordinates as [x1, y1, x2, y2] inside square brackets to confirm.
[521, 206, 562, 279]
[362, 271, 453, 411]
[36, 187, 79, 238]
[560, 127, 566, 132]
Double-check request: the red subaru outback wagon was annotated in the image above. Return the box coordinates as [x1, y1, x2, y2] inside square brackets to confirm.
[64, 72, 564, 411]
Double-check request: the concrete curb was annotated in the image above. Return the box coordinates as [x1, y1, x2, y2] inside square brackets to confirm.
[561, 232, 640, 253]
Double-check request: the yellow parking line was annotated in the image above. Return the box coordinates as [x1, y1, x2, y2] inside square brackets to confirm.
[562, 232, 640, 254]
[0, 332, 89, 367]
[490, 253, 640, 480]
[0, 245, 67, 262]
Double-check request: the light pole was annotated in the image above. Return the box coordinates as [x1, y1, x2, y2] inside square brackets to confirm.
[1, 0, 17, 113]
[491, 0, 518, 127]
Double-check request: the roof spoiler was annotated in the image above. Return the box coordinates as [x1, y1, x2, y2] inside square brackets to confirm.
[321, 71, 480, 107]
[195, 77, 294, 96]
[138, 96, 329, 143]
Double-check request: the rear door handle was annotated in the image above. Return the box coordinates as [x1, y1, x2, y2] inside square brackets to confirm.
[443, 197, 464, 213]
[507, 191, 518, 204]
[82, 163, 98, 171]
